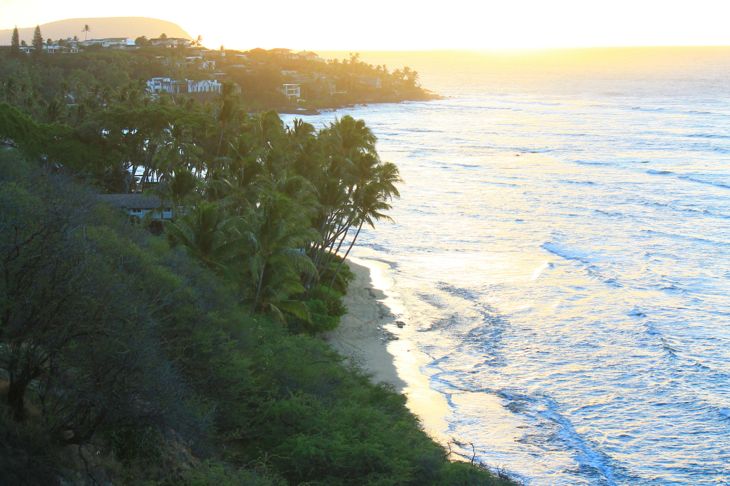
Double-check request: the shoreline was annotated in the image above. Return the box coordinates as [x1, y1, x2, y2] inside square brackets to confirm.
[326, 259, 450, 440]
[325, 260, 407, 392]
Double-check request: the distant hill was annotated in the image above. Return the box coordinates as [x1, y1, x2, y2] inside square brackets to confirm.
[0, 17, 191, 44]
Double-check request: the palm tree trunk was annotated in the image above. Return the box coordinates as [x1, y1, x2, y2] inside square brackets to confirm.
[252, 262, 266, 312]
[329, 220, 363, 287]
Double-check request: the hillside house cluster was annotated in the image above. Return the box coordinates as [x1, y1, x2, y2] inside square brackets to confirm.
[19, 39, 80, 55]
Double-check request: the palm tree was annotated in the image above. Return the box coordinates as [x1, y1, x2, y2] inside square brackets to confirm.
[82, 24, 90, 41]
[244, 173, 317, 318]
[329, 161, 401, 285]
[166, 202, 244, 272]
[307, 116, 380, 277]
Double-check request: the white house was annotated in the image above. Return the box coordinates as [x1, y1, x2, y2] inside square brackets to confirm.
[281, 83, 301, 101]
[43, 44, 62, 54]
[150, 37, 191, 48]
[146, 77, 182, 94]
[81, 38, 135, 48]
[146, 77, 222, 95]
[186, 79, 222, 94]
[200, 60, 216, 71]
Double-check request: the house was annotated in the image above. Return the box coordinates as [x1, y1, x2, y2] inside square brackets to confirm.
[81, 38, 135, 48]
[97, 194, 173, 221]
[281, 83, 301, 101]
[186, 79, 222, 94]
[146, 77, 222, 95]
[150, 37, 191, 48]
[44, 44, 62, 54]
[146, 77, 185, 94]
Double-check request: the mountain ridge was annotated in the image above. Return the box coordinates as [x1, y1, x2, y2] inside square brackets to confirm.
[0, 17, 191, 43]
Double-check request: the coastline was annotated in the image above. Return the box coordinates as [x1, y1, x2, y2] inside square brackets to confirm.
[326, 258, 450, 440]
[325, 260, 406, 392]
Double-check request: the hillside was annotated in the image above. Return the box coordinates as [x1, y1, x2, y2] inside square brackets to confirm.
[0, 17, 190, 43]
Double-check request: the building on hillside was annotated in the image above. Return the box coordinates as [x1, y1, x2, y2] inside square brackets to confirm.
[186, 79, 222, 94]
[81, 38, 135, 48]
[146, 77, 222, 95]
[44, 44, 63, 54]
[97, 194, 173, 221]
[146, 77, 184, 94]
[150, 37, 191, 48]
[281, 83, 302, 101]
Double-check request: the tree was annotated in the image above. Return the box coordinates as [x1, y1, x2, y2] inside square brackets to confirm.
[166, 202, 243, 272]
[135, 35, 149, 46]
[243, 174, 318, 319]
[82, 24, 90, 41]
[32, 26, 43, 58]
[10, 27, 20, 57]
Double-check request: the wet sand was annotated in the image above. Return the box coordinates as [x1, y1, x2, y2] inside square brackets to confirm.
[325, 261, 407, 392]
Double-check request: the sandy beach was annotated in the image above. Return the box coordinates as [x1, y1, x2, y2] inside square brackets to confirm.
[324, 261, 407, 392]
[326, 259, 451, 442]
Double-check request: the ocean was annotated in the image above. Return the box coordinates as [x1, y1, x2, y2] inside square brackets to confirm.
[284, 48, 730, 485]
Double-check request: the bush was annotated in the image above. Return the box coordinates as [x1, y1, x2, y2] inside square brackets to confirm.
[0, 409, 61, 486]
[181, 460, 283, 486]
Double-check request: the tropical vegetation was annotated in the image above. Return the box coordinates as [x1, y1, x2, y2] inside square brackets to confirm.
[0, 31, 510, 485]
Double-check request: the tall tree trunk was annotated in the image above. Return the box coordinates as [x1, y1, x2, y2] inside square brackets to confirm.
[330, 220, 363, 287]
[252, 262, 266, 312]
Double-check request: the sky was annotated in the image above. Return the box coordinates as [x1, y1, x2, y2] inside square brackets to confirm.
[2, 0, 730, 51]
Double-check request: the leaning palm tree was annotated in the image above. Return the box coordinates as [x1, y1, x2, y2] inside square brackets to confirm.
[329, 161, 401, 285]
[308, 115, 379, 275]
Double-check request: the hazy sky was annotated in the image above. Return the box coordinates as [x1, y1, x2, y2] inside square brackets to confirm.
[2, 0, 730, 50]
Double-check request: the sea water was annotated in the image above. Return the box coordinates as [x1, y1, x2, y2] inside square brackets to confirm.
[284, 48, 730, 485]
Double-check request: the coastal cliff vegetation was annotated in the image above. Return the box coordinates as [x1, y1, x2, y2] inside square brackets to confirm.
[0, 37, 509, 485]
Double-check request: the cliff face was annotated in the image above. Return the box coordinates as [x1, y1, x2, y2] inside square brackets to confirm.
[1, 17, 191, 43]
